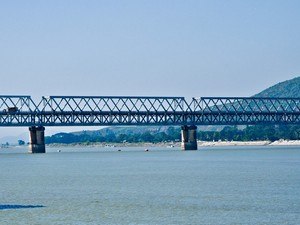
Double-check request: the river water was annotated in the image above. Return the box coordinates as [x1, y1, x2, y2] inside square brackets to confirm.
[1, 146, 300, 225]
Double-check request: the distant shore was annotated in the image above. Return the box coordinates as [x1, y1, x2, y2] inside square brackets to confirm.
[198, 140, 300, 147]
[45, 139, 300, 148]
[46, 142, 180, 148]
[2, 139, 300, 150]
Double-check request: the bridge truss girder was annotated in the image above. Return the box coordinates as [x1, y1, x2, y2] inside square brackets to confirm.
[0, 96, 300, 127]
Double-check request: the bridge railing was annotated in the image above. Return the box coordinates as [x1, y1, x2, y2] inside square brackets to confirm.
[38, 96, 189, 113]
[190, 97, 300, 113]
[0, 95, 37, 113]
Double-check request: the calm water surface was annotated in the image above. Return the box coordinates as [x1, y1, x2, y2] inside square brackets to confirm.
[1, 146, 300, 225]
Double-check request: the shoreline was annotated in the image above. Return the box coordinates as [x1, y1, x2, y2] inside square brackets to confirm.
[2, 139, 300, 149]
[199, 139, 300, 147]
[46, 139, 300, 148]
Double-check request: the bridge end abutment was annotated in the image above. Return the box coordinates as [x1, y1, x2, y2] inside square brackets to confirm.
[181, 125, 198, 150]
[28, 126, 46, 153]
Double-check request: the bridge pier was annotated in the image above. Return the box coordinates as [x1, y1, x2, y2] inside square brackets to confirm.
[181, 125, 198, 150]
[28, 126, 46, 153]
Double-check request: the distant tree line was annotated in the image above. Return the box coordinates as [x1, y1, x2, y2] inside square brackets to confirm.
[45, 127, 181, 144]
[45, 125, 300, 144]
[198, 125, 300, 142]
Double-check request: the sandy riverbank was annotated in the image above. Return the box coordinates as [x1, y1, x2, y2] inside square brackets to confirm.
[46, 142, 180, 148]
[199, 139, 300, 147]
[45, 139, 300, 148]
[198, 141, 271, 147]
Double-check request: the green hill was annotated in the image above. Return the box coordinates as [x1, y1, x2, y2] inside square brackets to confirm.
[254, 76, 300, 98]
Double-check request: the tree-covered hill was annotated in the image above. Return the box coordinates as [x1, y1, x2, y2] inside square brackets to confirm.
[254, 76, 300, 98]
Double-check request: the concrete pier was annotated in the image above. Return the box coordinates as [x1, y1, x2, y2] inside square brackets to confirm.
[181, 125, 198, 150]
[28, 126, 45, 153]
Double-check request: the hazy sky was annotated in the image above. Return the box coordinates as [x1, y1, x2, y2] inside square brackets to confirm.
[0, 0, 300, 139]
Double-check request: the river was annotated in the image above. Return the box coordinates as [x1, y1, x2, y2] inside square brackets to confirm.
[1, 146, 300, 225]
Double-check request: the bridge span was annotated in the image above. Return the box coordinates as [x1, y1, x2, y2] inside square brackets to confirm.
[1, 95, 300, 153]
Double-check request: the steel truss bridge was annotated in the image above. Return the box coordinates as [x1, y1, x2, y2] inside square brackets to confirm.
[1, 95, 300, 127]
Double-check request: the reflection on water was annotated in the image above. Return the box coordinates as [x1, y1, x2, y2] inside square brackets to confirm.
[0, 205, 45, 210]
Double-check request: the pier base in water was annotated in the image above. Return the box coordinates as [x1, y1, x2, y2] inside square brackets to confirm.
[28, 126, 45, 153]
[181, 125, 198, 150]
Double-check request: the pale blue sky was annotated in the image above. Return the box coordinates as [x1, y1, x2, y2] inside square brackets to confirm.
[0, 0, 300, 139]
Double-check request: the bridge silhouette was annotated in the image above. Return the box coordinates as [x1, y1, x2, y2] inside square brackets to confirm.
[1, 95, 300, 152]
